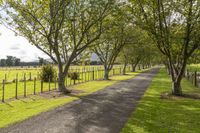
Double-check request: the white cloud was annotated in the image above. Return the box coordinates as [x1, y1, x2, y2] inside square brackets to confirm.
[0, 25, 49, 62]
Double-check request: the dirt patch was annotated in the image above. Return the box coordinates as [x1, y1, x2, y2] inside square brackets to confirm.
[160, 92, 200, 100]
[39, 89, 85, 98]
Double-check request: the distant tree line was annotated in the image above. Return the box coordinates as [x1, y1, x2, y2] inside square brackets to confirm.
[0, 56, 50, 67]
[0, 56, 20, 67]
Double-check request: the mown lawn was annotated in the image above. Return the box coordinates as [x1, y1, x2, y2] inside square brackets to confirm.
[0, 70, 144, 128]
[121, 69, 200, 133]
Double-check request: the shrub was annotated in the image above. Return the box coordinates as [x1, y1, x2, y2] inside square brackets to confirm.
[40, 65, 57, 82]
[68, 72, 79, 80]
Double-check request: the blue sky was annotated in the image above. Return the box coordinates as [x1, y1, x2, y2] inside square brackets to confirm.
[0, 25, 49, 62]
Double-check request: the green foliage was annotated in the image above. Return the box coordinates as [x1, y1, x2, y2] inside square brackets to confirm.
[68, 72, 80, 80]
[40, 65, 56, 82]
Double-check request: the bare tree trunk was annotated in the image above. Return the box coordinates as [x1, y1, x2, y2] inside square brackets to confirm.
[122, 62, 127, 75]
[172, 80, 182, 96]
[58, 64, 71, 93]
[104, 68, 109, 80]
[131, 64, 137, 72]
[170, 60, 187, 96]
[142, 64, 145, 69]
[138, 65, 141, 70]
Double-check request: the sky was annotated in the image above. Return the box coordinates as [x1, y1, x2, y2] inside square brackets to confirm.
[0, 25, 99, 62]
[0, 25, 49, 62]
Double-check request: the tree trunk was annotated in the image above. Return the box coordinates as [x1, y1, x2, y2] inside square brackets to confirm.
[138, 65, 141, 70]
[122, 63, 127, 75]
[169, 60, 187, 96]
[166, 63, 171, 75]
[142, 64, 145, 69]
[104, 68, 109, 80]
[172, 80, 182, 96]
[131, 64, 136, 72]
[58, 73, 70, 93]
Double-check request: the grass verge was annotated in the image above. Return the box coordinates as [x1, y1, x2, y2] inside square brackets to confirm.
[121, 69, 200, 133]
[0, 70, 144, 128]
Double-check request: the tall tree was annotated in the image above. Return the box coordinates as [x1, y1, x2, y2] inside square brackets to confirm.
[118, 27, 157, 73]
[2, 0, 115, 93]
[0, 59, 6, 66]
[131, 0, 200, 95]
[93, 7, 134, 80]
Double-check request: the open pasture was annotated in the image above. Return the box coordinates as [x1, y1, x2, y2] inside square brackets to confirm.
[0, 65, 130, 102]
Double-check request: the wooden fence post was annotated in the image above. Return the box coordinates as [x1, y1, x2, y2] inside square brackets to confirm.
[49, 76, 51, 91]
[93, 70, 95, 80]
[85, 71, 86, 82]
[15, 74, 18, 99]
[2, 80, 5, 102]
[194, 71, 197, 87]
[41, 79, 43, 93]
[34, 77, 36, 95]
[54, 78, 57, 90]
[29, 72, 32, 80]
[24, 74, 26, 97]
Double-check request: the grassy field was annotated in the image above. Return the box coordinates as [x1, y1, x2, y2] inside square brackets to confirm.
[0, 65, 127, 101]
[121, 69, 200, 133]
[187, 64, 200, 72]
[0, 69, 145, 128]
[0, 65, 124, 82]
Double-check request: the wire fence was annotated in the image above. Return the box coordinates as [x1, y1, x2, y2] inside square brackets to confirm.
[0, 65, 134, 102]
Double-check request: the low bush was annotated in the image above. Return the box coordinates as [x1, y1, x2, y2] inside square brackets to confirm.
[40, 65, 57, 82]
[68, 72, 80, 80]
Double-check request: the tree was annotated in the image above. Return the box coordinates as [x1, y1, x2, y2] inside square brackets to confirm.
[118, 27, 158, 73]
[14, 58, 20, 66]
[38, 57, 48, 66]
[0, 59, 6, 66]
[131, 0, 200, 95]
[6, 56, 15, 66]
[2, 0, 115, 93]
[93, 6, 134, 80]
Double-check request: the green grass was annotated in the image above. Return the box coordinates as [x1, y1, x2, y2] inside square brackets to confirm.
[0, 65, 125, 82]
[0, 70, 143, 128]
[187, 64, 200, 72]
[121, 69, 200, 133]
[0, 65, 127, 101]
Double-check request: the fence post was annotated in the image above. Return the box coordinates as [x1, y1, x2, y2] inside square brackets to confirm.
[54, 78, 57, 90]
[2, 80, 5, 102]
[29, 72, 32, 80]
[24, 74, 26, 97]
[41, 79, 43, 93]
[186, 69, 189, 79]
[49, 76, 51, 91]
[93, 70, 95, 80]
[34, 77, 36, 95]
[15, 74, 18, 99]
[85, 71, 86, 82]
[194, 71, 197, 87]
